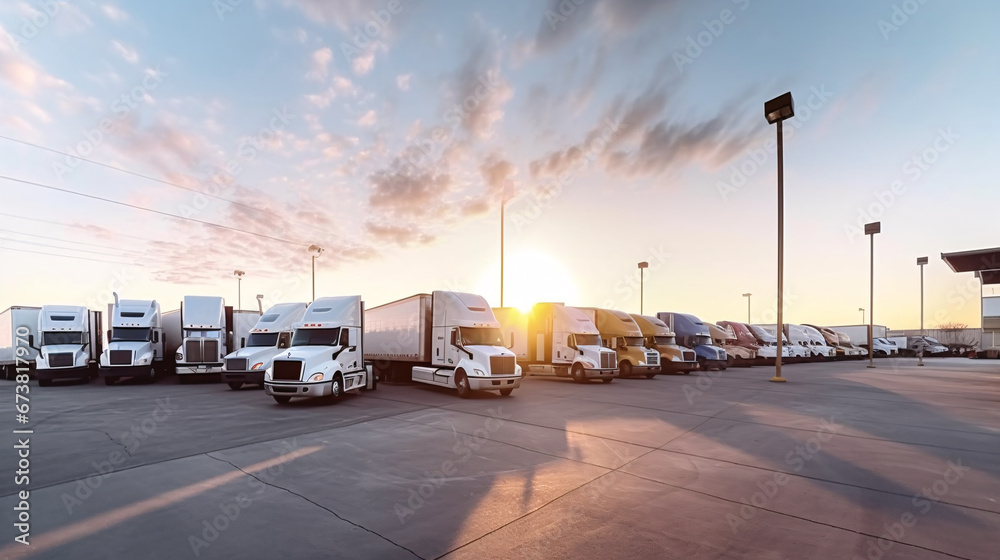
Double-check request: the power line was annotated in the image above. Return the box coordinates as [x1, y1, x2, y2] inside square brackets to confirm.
[0, 211, 157, 242]
[0, 134, 269, 216]
[0, 245, 133, 265]
[0, 228, 146, 254]
[0, 236, 139, 258]
[0, 174, 309, 247]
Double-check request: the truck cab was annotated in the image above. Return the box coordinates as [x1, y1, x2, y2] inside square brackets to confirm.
[758, 324, 810, 362]
[99, 294, 163, 385]
[175, 296, 227, 377]
[495, 303, 617, 384]
[33, 305, 100, 386]
[800, 325, 838, 359]
[222, 302, 307, 390]
[707, 322, 756, 367]
[746, 323, 792, 364]
[717, 321, 766, 364]
[870, 337, 899, 357]
[836, 332, 866, 359]
[265, 296, 374, 404]
[657, 312, 728, 371]
[631, 314, 698, 375]
[578, 308, 660, 378]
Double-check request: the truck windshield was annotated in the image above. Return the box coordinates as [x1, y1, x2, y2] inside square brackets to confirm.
[623, 336, 644, 347]
[461, 327, 505, 347]
[185, 330, 221, 338]
[292, 328, 340, 346]
[246, 332, 280, 347]
[693, 334, 713, 347]
[111, 328, 151, 342]
[575, 334, 601, 346]
[654, 335, 676, 345]
[42, 331, 84, 345]
[924, 337, 942, 345]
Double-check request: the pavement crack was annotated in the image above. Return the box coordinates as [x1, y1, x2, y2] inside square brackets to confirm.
[205, 453, 424, 560]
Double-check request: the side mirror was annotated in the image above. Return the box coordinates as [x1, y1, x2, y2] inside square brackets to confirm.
[617, 339, 627, 350]
[106, 330, 112, 343]
[507, 332, 514, 350]
[450, 329, 462, 348]
[28, 334, 36, 349]
[567, 334, 577, 350]
[240, 337, 246, 348]
[152, 331, 160, 343]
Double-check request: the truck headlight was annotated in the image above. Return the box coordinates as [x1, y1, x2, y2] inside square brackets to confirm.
[175, 352, 183, 360]
[136, 353, 152, 365]
[473, 368, 486, 376]
[308, 373, 324, 382]
[252, 362, 264, 370]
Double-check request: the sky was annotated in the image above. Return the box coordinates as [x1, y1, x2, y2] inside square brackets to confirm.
[0, 0, 997, 330]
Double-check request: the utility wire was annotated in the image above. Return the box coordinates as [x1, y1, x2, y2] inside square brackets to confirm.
[0, 134, 268, 216]
[0, 174, 309, 247]
[0, 245, 133, 265]
[0, 211, 157, 242]
[0, 227, 146, 254]
[0, 236, 139, 258]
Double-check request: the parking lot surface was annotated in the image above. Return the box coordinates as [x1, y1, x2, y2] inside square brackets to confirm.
[1, 358, 998, 559]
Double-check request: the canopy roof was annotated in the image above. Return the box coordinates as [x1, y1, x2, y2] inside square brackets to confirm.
[941, 247, 1000, 285]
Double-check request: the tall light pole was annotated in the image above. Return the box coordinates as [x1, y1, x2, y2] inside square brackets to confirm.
[500, 191, 505, 308]
[638, 262, 649, 314]
[308, 245, 323, 303]
[765, 91, 794, 383]
[865, 221, 881, 369]
[743, 293, 752, 323]
[859, 307, 865, 324]
[233, 270, 245, 311]
[917, 256, 928, 366]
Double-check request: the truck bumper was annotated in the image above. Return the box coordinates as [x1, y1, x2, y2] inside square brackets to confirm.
[468, 375, 521, 391]
[99, 365, 155, 380]
[699, 360, 728, 371]
[37, 366, 90, 382]
[222, 370, 265, 385]
[583, 368, 617, 379]
[264, 380, 332, 398]
[176, 363, 223, 375]
[661, 361, 699, 374]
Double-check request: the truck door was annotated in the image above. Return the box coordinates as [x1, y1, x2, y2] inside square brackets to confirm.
[342, 328, 360, 371]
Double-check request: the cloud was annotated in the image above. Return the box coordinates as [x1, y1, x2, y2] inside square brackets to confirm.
[524, 0, 681, 57]
[307, 47, 332, 81]
[0, 29, 69, 94]
[111, 40, 139, 63]
[357, 109, 377, 127]
[332, 75, 356, 95]
[364, 221, 435, 246]
[368, 167, 454, 218]
[396, 73, 411, 91]
[351, 49, 375, 75]
[448, 42, 513, 139]
[101, 4, 130, 22]
[278, 0, 370, 29]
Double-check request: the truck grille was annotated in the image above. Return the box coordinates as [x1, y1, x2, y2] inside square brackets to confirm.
[184, 340, 202, 362]
[110, 350, 132, 365]
[272, 360, 302, 381]
[48, 353, 73, 367]
[490, 355, 516, 375]
[226, 358, 248, 371]
[203, 339, 219, 361]
[601, 351, 616, 369]
[682, 350, 695, 361]
[646, 352, 660, 366]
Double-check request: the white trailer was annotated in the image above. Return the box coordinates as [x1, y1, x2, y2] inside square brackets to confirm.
[365, 291, 522, 398]
[99, 294, 164, 385]
[495, 303, 617, 383]
[828, 324, 888, 348]
[264, 296, 375, 404]
[0, 306, 41, 380]
[33, 305, 102, 386]
[222, 302, 307, 390]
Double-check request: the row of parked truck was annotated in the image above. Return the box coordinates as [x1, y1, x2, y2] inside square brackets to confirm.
[0, 291, 948, 401]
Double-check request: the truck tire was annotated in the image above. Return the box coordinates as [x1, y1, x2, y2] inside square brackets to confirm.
[228, 382, 243, 390]
[602, 377, 613, 383]
[455, 370, 471, 399]
[571, 363, 587, 383]
[329, 374, 344, 403]
[104, 377, 115, 386]
[499, 388, 513, 396]
[619, 361, 633, 378]
[644, 370, 656, 379]
[272, 395, 291, 405]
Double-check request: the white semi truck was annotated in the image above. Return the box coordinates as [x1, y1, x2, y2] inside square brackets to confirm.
[494, 303, 618, 383]
[0, 306, 41, 380]
[32, 305, 102, 386]
[174, 296, 255, 381]
[365, 291, 522, 398]
[99, 294, 164, 385]
[264, 296, 375, 404]
[222, 302, 307, 390]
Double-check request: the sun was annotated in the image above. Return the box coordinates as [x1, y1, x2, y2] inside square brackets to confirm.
[476, 249, 579, 313]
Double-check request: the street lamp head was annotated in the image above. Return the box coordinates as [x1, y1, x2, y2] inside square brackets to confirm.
[859, 307, 864, 312]
[764, 92, 795, 124]
[233, 270, 245, 278]
[742, 293, 752, 297]
[308, 244, 324, 256]
[637, 261, 649, 269]
[917, 256, 928, 265]
[256, 294, 263, 300]
[864, 221, 881, 235]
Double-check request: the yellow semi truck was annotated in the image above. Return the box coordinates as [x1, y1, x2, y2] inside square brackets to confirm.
[630, 314, 698, 375]
[576, 307, 660, 378]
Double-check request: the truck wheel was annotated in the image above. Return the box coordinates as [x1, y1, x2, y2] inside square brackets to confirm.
[499, 388, 513, 396]
[601, 377, 613, 383]
[104, 377, 115, 386]
[329, 374, 344, 402]
[227, 382, 243, 390]
[272, 395, 291, 405]
[726, 356, 735, 368]
[618, 361, 632, 378]
[455, 370, 471, 398]
[644, 370, 656, 379]
[697, 358, 706, 371]
[571, 363, 587, 383]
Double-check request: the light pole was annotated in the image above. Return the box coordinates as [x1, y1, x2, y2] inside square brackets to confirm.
[859, 307, 865, 324]
[917, 256, 928, 366]
[765, 91, 795, 383]
[865, 221, 881, 369]
[308, 245, 323, 303]
[233, 270, 245, 311]
[743, 293, 752, 323]
[500, 192, 505, 308]
[638, 262, 649, 314]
